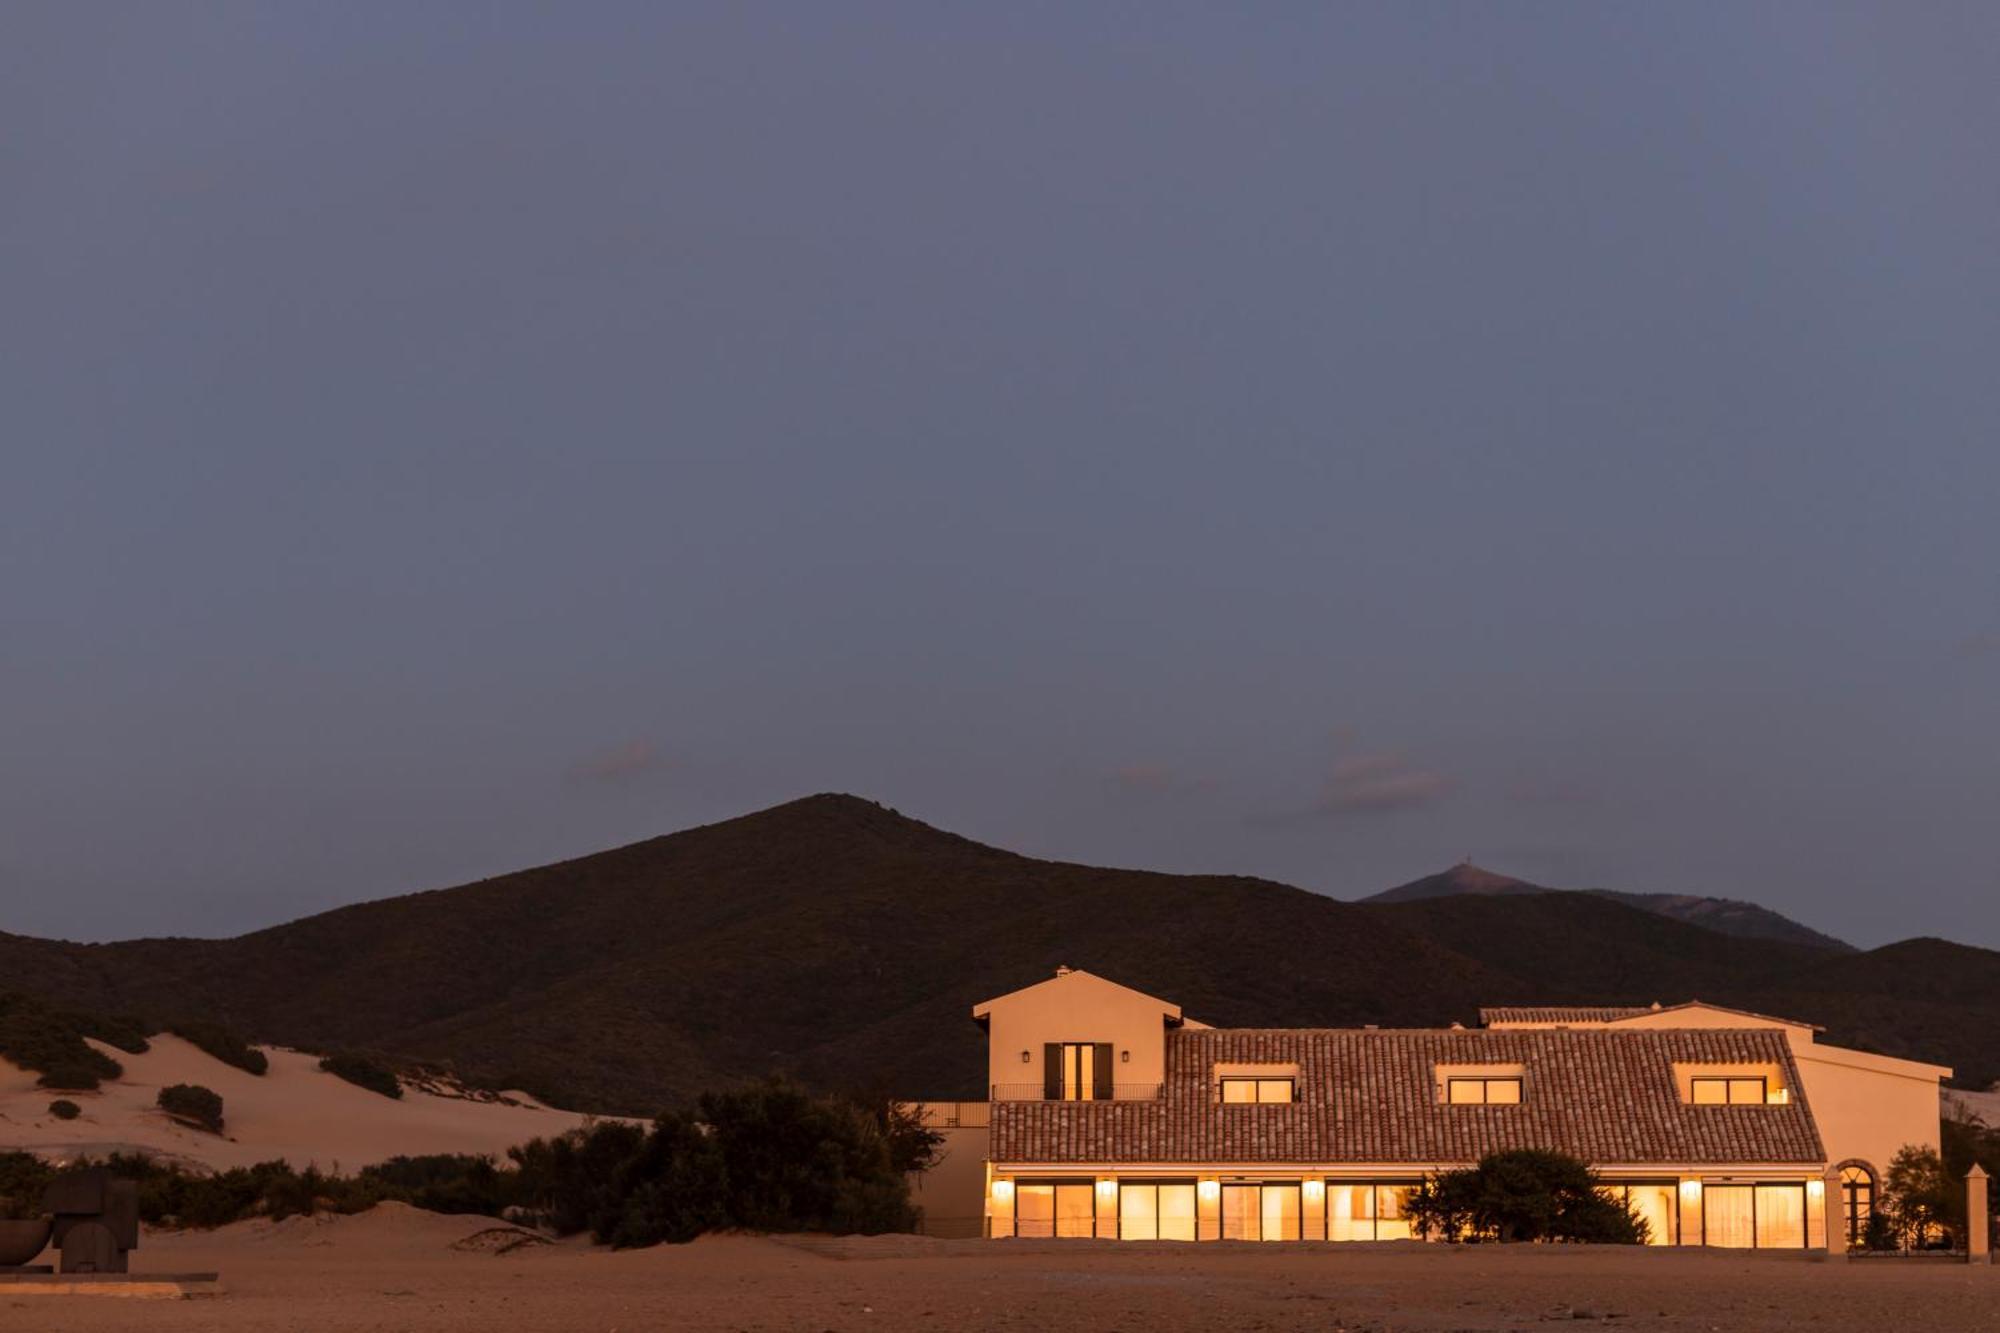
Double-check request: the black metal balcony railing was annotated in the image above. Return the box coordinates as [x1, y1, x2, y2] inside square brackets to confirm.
[989, 1083, 1163, 1102]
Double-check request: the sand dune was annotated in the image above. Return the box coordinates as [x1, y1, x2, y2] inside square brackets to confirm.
[0, 1035, 601, 1171]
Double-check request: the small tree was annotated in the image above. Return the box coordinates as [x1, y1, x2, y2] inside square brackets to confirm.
[48, 1099, 81, 1121]
[1883, 1145, 1956, 1250]
[880, 1102, 944, 1177]
[1406, 1151, 1644, 1244]
[1406, 1169, 1482, 1241]
[158, 1083, 225, 1134]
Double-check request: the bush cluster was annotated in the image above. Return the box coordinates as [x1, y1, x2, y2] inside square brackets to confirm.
[1405, 1149, 1646, 1243]
[158, 1083, 226, 1134]
[318, 1052, 403, 1099]
[0, 992, 133, 1090]
[48, 1099, 82, 1121]
[509, 1082, 922, 1246]
[0, 1082, 933, 1246]
[168, 1021, 269, 1076]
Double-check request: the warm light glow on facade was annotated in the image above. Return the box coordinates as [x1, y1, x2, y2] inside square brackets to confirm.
[1197, 1180, 1220, 1202]
[1806, 1178, 1824, 1200]
[992, 1180, 1014, 1202]
[1680, 1179, 1703, 1199]
[1302, 1179, 1325, 1201]
[1096, 1179, 1117, 1197]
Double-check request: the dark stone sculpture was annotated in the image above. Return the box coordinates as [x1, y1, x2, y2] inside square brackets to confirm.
[0, 1168, 141, 1275]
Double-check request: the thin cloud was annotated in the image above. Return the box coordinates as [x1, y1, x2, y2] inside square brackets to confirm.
[568, 740, 665, 785]
[1109, 763, 1179, 794]
[1319, 752, 1456, 813]
[1956, 631, 2000, 660]
[1250, 745, 1456, 826]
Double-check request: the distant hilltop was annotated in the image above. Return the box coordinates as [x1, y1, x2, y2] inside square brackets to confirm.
[1364, 861, 1853, 953]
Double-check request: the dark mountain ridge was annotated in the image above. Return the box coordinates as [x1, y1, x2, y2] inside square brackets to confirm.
[1, 794, 1989, 1114]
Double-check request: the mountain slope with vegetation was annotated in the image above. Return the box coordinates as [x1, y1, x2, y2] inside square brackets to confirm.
[0, 795, 1990, 1113]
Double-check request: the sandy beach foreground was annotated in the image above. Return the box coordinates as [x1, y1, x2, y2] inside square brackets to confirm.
[10, 1204, 1995, 1333]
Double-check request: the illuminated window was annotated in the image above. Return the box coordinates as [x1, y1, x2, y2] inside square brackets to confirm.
[1597, 1182, 1679, 1245]
[1221, 1184, 1300, 1240]
[1446, 1077, 1522, 1104]
[1327, 1183, 1416, 1240]
[1043, 1043, 1111, 1100]
[1701, 1183, 1807, 1249]
[1840, 1165, 1876, 1246]
[1690, 1076, 1767, 1105]
[1220, 1077, 1295, 1104]
[1119, 1182, 1197, 1241]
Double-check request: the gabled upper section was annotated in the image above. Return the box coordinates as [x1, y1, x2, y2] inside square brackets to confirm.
[973, 967, 1187, 1098]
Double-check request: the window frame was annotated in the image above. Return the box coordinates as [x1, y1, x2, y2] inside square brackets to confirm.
[1323, 1180, 1419, 1241]
[1689, 1075, 1769, 1106]
[1219, 1076, 1296, 1104]
[1445, 1075, 1523, 1105]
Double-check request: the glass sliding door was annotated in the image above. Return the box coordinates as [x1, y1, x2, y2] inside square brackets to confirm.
[1704, 1186, 1755, 1248]
[1221, 1185, 1261, 1240]
[1157, 1184, 1197, 1242]
[1326, 1183, 1417, 1240]
[1053, 1183, 1096, 1238]
[1015, 1185, 1055, 1239]
[1372, 1185, 1412, 1240]
[1755, 1185, 1806, 1249]
[1598, 1183, 1678, 1246]
[1259, 1185, 1301, 1241]
[1119, 1184, 1158, 1240]
[1221, 1184, 1301, 1241]
[1119, 1182, 1197, 1241]
[1328, 1184, 1375, 1241]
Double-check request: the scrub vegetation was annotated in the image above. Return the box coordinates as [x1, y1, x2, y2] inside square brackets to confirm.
[157, 1083, 226, 1134]
[318, 1052, 403, 1098]
[0, 1082, 939, 1244]
[0, 991, 149, 1091]
[168, 1021, 268, 1076]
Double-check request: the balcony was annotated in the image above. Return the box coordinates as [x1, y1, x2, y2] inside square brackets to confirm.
[989, 1083, 1163, 1102]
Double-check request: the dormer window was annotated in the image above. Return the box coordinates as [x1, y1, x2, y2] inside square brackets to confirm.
[1691, 1075, 1767, 1105]
[1446, 1076, 1522, 1105]
[1220, 1077, 1294, 1104]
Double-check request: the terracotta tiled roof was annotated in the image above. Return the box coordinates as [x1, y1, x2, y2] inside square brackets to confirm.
[991, 1027, 1824, 1167]
[1479, 1001, 1824, 1032]
[1478, 1005, 1657, 1024]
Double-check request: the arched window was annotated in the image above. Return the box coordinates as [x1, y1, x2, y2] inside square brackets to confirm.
[1838, 1163, 1876, 1246]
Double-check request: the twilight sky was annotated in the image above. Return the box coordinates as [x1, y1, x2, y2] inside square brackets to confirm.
[3, 4, 1995, 948]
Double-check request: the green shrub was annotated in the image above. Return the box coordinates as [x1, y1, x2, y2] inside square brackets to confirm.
[168, 1021, 268, 1076]
[79, 1013, 152, 1056]
[0, 1151, 56, 1221]
[158, 1083, 225, 1134]
[1407, 1149, 1645, 1244]
[49, 1099, 81, 1121]
[319, 1053, 402, 1099]
[360, 1155, 511, 1215]
[0, 992, 125, 1090]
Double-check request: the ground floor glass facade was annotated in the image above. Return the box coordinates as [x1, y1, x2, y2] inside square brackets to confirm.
[992, 1173, 1819, 1248]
